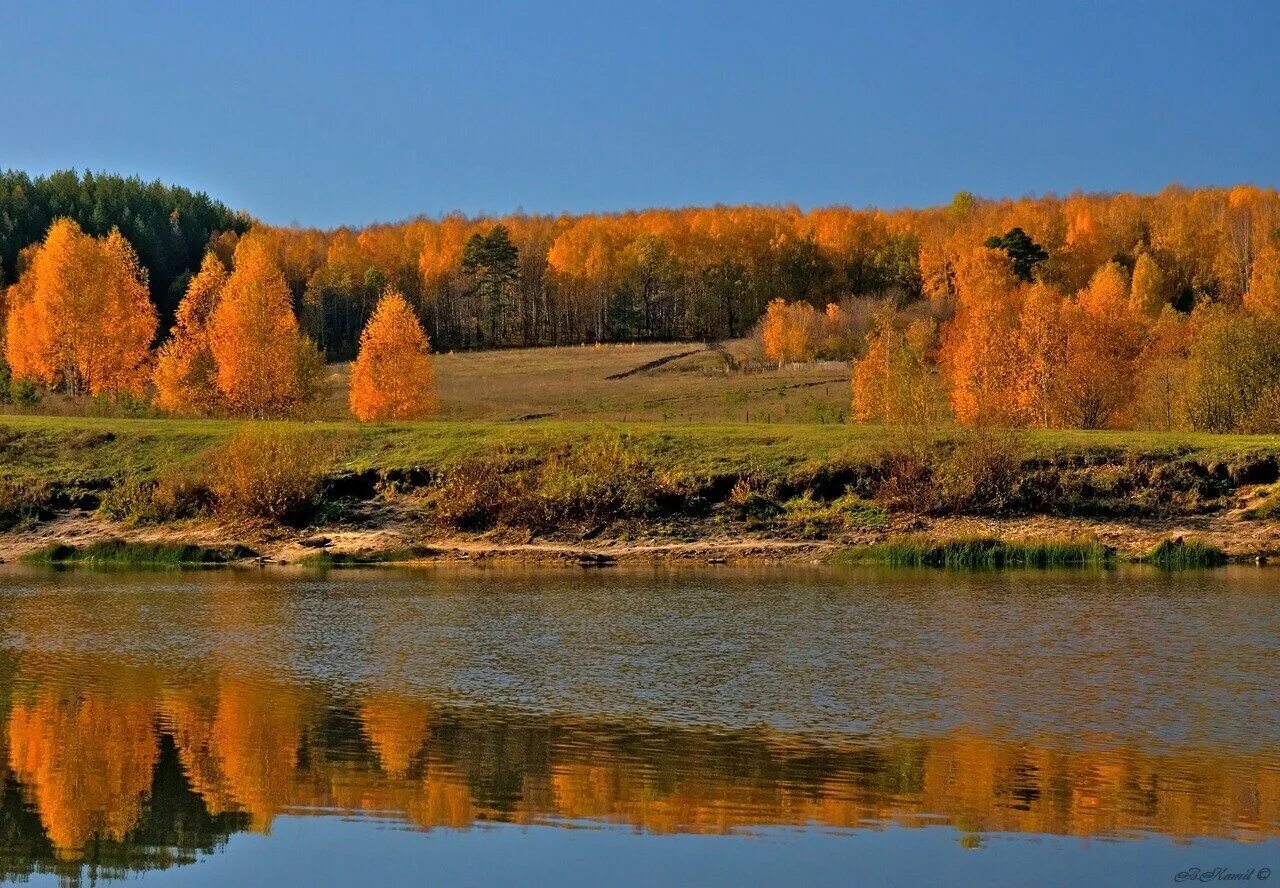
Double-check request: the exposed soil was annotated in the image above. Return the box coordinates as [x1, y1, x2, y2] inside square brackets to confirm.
[2, 496, 1278, 567]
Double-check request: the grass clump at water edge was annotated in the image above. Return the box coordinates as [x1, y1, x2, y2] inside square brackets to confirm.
[295, 547, 436, 568]
[1142, 537, 1229, 569]
[19, 539, 257, 567]
[835, 535, 1115, 569]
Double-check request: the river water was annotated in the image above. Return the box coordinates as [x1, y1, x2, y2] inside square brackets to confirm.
[0, 564, 1275, 886]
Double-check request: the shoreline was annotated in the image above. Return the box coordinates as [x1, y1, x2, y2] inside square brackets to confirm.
[2, 415, 1279, 570]
[2, 508, 1277, 568]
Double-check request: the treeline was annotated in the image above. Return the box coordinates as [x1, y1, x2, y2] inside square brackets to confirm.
[840, 235, 1280, 433]
[3, 171, 1279, 362]
[238, 184, 1280, 360]
[4, 171, 1280, 431]
[0, 170, 248, 320]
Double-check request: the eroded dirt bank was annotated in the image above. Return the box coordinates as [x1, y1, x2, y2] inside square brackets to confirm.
[3, 504, 1278, 566]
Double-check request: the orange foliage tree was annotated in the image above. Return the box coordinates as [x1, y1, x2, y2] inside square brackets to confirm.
[348, 288, 438, 421]
[152, 252, 227, 414]
[1133, 308, 1190, 430]
[760, 299, 819, 367]
[1012, 282, 1068, 426]
[1055, 264, 1145, 429]
[4, 218, 156, 396]
[1244, 245, 1280, 318]
[938, 248, 1024, 425]
[1128, 251, 1165, 317]
[206, 236, 324, 417]
[851, 310, 941, 426]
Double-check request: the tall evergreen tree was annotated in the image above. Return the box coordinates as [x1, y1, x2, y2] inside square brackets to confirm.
[461, 225, 519, 344]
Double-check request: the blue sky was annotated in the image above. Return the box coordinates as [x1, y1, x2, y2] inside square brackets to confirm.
[3, 0, 1277, 227]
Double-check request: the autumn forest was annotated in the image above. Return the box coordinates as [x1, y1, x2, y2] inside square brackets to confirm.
[3, 170, 1280, 431]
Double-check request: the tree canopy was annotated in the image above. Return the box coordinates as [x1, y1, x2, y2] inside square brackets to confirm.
[0, 169, 248, 321]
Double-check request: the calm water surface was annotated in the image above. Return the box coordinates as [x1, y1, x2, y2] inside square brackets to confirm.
[0, 564, 1275, 886]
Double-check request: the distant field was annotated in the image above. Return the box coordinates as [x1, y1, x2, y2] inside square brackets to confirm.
[325, 340, 852, 423]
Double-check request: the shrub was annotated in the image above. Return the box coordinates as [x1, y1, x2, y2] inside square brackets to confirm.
[932, 429, 1024, 513]
[0, 478, 54, 531]
[726, 477, 782, 519]
[874, 432, 936, 513]
[98, 474, 211, 524]
[428, 435, 668, 533]
[875, 428, 1024, 515]
[9, 380, 40, 405]
[780, 491, 887, 538]
[20, 539, 255, 566]
[209, 426, 339, 524]
[428, 457, 524, 531]
[0, 360, 40, 406]
[521, 436, 662, 529]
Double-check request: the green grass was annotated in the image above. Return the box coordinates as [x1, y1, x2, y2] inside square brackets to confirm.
[1142, 538, 1229, 569]
[779, 492, 888, 537]
[836, 535, 1115, 569]
[840, 534, 1233, 570]
[295, 547, 435, 568]
[1, 413, 1277, 489]
[19, 539, 257, 567]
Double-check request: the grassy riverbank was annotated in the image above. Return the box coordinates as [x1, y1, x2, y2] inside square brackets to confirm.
[1, 412, 1277, 486]
[1, 413, 1278, 566]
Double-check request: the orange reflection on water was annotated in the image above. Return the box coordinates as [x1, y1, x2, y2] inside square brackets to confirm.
[0, 657, 1276, 875]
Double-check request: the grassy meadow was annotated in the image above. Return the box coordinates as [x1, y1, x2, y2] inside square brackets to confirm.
[328, 339, 852, 423]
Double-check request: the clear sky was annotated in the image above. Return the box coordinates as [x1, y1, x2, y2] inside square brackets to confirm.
[3, 0, 1277, 228]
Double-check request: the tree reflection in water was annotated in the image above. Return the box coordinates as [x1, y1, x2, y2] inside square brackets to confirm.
[0, 655, 1276, 884]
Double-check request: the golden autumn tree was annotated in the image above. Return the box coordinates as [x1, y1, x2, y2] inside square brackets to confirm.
[349, 288, 438, 421]
[1133, 307, 1191, 430]
[153, 251, 227, 414]
[760, 299, 819, 367]
[207, 236, 325, 418]
[1129, 251, 1166, 317]
[1055, 264, 1146, 429]
[817, 302, 860, 359]
[1013, 282, 1068, 427]
[2, 273, 39, 389]
[4, 218, 157, 396]
[938, 248, 1024, 425]
[1243, 245, 1280, 318]
[851, 311, 942, 426]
